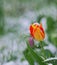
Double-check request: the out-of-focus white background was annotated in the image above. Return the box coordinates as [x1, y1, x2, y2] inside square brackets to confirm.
[0, 0, 57, 65]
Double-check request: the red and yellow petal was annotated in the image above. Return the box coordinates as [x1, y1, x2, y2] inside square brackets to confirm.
[29, 23, 45, 41]
[30, 25, 34, 37]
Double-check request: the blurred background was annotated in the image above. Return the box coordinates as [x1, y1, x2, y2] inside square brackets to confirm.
[0, 0, 57, 65]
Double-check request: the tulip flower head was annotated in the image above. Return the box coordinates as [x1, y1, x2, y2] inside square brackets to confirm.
[29, 23, 45, 41]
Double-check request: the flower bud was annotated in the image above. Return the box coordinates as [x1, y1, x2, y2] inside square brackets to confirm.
[29, 23, 45, 41]
[28, 37, 34, 47]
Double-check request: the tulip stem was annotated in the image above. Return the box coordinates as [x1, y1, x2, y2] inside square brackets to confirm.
[40, 41, 46, 59]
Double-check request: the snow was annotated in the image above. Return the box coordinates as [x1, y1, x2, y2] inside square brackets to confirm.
[3, 61, 29, 65]
[48, 63, 53, 65]
[44, 44, 56, 54]
[3, 61, 16, 65]
[0, 5, 57, 65]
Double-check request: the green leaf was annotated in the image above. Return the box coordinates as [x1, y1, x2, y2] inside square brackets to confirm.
[26, 41, 47, 65]
[46, 17, 55, 33]
[43, 50, 54, 59]
[23, 49, 34, 65]
[50, 32, 57, 47]
[37, 15, 45, 23]
[46, 17, 56, 42]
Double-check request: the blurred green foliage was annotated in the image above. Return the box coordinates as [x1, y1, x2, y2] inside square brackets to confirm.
[46, 17, 57, 47]
[0, 0, 5, 35]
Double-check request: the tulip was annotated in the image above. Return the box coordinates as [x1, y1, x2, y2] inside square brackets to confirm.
[29, 23, 45, 41]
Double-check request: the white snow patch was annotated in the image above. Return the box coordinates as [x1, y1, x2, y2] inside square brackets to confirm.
[48, 63, 53, 65]
[44, 44, 56, 54]
[41, 17, 47, 30]
[3, 61, 16, 65]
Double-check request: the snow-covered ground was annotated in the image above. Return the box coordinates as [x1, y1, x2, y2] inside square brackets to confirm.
[0, 5, 57, 65]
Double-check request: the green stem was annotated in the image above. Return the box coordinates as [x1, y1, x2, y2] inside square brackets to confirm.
[26, 40, 47, 65]
[40, 41, 46, 59]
